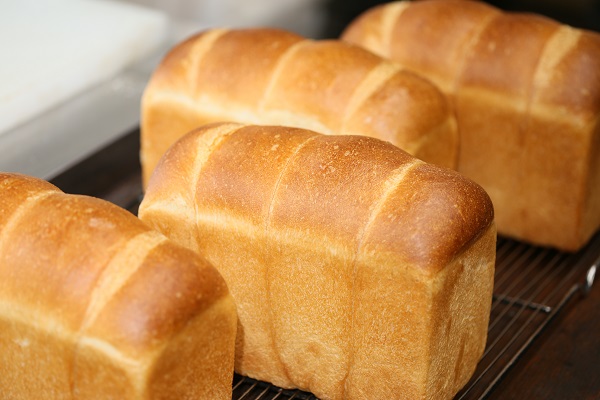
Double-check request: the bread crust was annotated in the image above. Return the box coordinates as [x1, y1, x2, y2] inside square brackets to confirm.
[0, 173, 237, 399]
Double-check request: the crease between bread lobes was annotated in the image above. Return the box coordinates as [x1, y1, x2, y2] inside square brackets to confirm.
[139, 122, 497, 400]
[0, 172, 237, 400]
[341, 0, 600, 251]
[140, 26, 459, 187]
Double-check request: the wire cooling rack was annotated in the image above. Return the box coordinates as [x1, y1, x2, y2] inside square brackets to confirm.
[122, 192, 599, 400]
[228, 233, 599, 400]
[456, 233, 598, 399]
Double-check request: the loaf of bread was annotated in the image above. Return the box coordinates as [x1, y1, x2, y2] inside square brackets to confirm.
[342, 0, 600, 251]
[139, 123, 496, 400]
[140, 27, 458, 187]
[0, 173, 237, 399]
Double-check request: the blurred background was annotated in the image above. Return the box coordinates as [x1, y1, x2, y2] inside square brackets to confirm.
[122, 0, 600, 39]
[1, 0, 599, 181]
[321, 0, 600, 37]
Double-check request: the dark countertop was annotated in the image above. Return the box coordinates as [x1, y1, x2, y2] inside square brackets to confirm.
[488, 277, 600, 400]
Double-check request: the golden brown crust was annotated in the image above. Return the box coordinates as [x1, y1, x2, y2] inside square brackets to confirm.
[191, 28, 305, 107]
[84, 241, 228, 357]
[141, 27, 458, 186]
[361, 162, 495, 273]
[342, 0, 600, 251]
[139, 123, 496, 400]
[0, 172, 236, 399]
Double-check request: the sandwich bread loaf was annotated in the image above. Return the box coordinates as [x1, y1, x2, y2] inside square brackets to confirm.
[0, 172, 237, 400]
[139, 123, 496, 400]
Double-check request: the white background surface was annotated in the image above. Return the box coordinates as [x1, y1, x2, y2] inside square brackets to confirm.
[0, 0, 168, 179]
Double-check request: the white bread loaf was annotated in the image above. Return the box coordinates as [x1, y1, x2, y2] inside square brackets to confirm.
[342, 0, 600, 251]
[0, 173, 237, 399]
[138, 123, 496, 400]
[140, 27, 458, 187]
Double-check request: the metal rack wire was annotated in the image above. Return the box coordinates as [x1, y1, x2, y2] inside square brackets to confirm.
[228, 234, 599, 400]
[456, 233, 599, 399]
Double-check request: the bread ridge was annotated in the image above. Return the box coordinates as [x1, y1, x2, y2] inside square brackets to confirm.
[0, 172, 237, 399]
[333, 157, 423, 394]
[141, 27, 458, 186]
[139, 123, 496, 399]
[79, 230, 168, 333]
